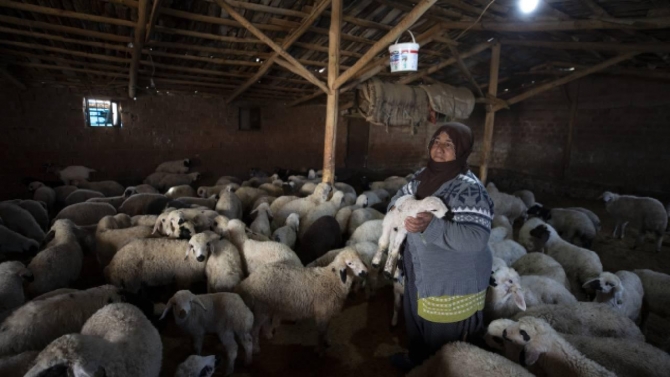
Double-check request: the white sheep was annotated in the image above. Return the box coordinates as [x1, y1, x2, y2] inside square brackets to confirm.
[0, 202, 45, 242]
[24, 303, 162, 377]
[512, 252, 570, 290]
[0, 225, 39, 254]
[372, 195, 449, 278]
[269, 195, 298, 221]
[178, 196, 218, 209]
[51, 165, 96, 185]
[64, 188, 105, 206]
[0, 350, 39, 377]
[160, 290, 253, 376]
[214, 187, 243, 220]
[126, 183, 159, 195]
[53, 185, 78, 206]
[198, 184, 234, 198]
[95, 214, 155, 268]
[26, 219, 86, 297]
[54, 202, 117, 226]
[334, 202, 365, 235]
[492, 214, 513, 240]
[166, 184, 197, 199]
[131, 214, 158, 227]
[157, 158, 191, 174]
[485, 266, 527, 322]
[520, 275, 577, 306]
[0, 285, 123, 357]
[601, 191, 667, 252]
[272, 183, 331, 229]
[566, 207, 601, 232]
[75, 180, 125, 197]
[583, 271, 644, 323]
[28, 182, 56, 212]
[9, 200, 49, 232]
[249, 202, 272, 238]
[633, 269, 670, 323]
[527, 205, 596, 248]
[271, 213, 299, 249]
[486, 183, 528, 223]
[489, 238, 527, 266]
[188, 231, 243, 293]
[233, 186, 267, 214]
[0, 261, 33, 322]
[159, 172, 201, 192]
[346, 219, 383, 246]
[104, 238, 206, 293]
[236, 248, 367, 353]
[357, 189, 389, 208]
[491, 256, 507, 272]
[370, 176, 408, 197]
[86, 195, 126, 209]
[118, 193, 166, 216]
[175, 355, 219, 377]
[216, 176, 241, 186]
[513, 189, 536, 208]
[300, 190, 345, 237]
[258, 181, 284, 197]
[512, 302, 645, 341]
[347, 207, 385, 237]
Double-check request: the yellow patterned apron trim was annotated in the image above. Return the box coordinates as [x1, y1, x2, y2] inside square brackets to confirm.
[417, 289, 486, 323]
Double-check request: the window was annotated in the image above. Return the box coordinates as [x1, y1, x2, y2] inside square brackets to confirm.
[84, 98, 121, 127]
[239, 107, 261, 131]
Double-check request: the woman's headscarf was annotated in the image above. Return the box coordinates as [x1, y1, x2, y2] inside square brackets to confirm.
[415, 122, 474, 199]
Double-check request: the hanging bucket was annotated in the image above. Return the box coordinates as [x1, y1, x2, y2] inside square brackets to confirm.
[389, 31, 419, 72]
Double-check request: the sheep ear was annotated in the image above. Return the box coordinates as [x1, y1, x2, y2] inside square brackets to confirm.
[250, 208, 258, 215]
[193, 297, 207, 311]
[151, 221, 161, 235]
[159, 298, 174, 320]
[42, 230, 55, 246]
[184, 246, 190, 260]
[514, 291, 526, 311]
[339, 268, 347, 284]
[582, 279, 602, 291]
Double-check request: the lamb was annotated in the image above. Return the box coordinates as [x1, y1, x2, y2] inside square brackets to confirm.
[159, 172, 201, 191]
[24, 303, 162, 377]
[0, 261, 33, 322]
[486, 183, 528, 223]
[334, 202, 365, 235]
[583, 271, 644, 323]
[0, 285, 123, 357]
[0, 203, 45, 242]
[489, 238, 527, 266]
[527, 205, 596, 248]
[0, 225, 39, 254]
[0, 351, 39, 377]
[333, 182, 357, 204]
[269, 195, 298, 221]
[64, 189, 105, 206]
[300, 190, 345, 237]
[492, 214, 513, 240]
[346, 219, 383, 246]
[75, 180, 125, 197]
[633, 269, 670, 321]
[95, 214, 155, 268]
[258, 181, 284, 197]
[6, 200, 49, 232]
[272, 182, 332, 229]
[157, 158, 191, 174]
[485, 266, 527, 322]
[26, 219, 87, 297]
[601, 191, 667, 252]
[357, 189, 390, 208]
[104, 238, 206, 293]
[347, 207, 385, 236]
[51, 165, 96, 185]
[232, 186, 266, 213]
[166, 184, 197, 199]
[86, 195, 126, 209]
[54, 202, 117, 226]
[28, 182, 56, 212]
[371, 195, 450, 278]
[188, 231, 243, 293]
[370, 176, 408, 197]
[272, 213, 299, 249]
[513, 189, 536, 208]
[125, 184, 159, 195]
[566, 207, 601, 232]
[178, 196, 217, 209]
[249, 202, 272, 238]
[406, 341, 534, 377]
[512, 252, 571, 290]
[518, 217, 549, 252]
[236, 248, 367, 353]
[198, 184, 233, 198]
[160, 291, 252, 376]
[512, 302, 645, 341]
[118, 193, 166, 216]
[175, 355, 219, 377]
[156, 208, 219, 239]
[520, 275, 577, 306]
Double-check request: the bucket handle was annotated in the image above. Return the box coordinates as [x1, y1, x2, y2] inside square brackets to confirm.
[394, 30, 416, 45]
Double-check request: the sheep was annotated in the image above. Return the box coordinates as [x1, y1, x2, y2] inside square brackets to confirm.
[486, 183, 528, 224]
[86, 195, 126, 209]
[166, 184, 197, 199]
[271, 213, 299, 249]
[370, 176, 408, 197]
[333, 182, 356, 198]
[54, 202, 117, 226]
[75, 180, 125, 197]
[156, 208, 219, 239]
[512, 252, 571, 290]
[24, 303, 162, 377]
[0, 285, 123, 357]
[503, 317, 616, 377]
[406, 341, 534, 377]
[484, 319, 526, 365]
[566, 207, 601, 232]
[633, 269, 670, 322]
[125, 183, 159, 195]
[513, 189, 536, 208]
[520, 275, 577, 306]
[175, 355, 219, 377]
[334, 203, 365, 235]
[160, 291, 252, 376]
[489, 238, 527, 266]
[346, 207, 385, 237]
[300, 190, 345, 237]
[249, 202, 272, 238]
[188, 231, 243, 293]
[157, 158, 191, 174]
[131, 214, 158, 227]
[371, 195, 450, 278]
[258, 181, 284, 197]
[28, 182, 56, 212]
[0, 261, 33, 322]
[0, 203, 45, 243]
[53, 185, 78, 206]
[159, 172, 201, 192]
[9, 200, 49, 231]
[525, 221, 603, 300]
[0, 225, 39, 254]
[51, 165, 96, 185]
[198, 184, 232, 198]
[269, 195, 298, 221]
[236, 248, 367, 353]
[601, 191, 667, 252]
[119, 193, 168, 216]
[64, 189, 105, 206]
[512, 302, 645, 341]
[95, 214, 155, 268]
[231, 186, 266, 213]
[216, 176, 241, 186]
[225, 219, 301, 275]
[31, 288, 79, 301]
[272, 182, 332, 229]
[357, 189, 390, 208]
[485, 266, 527, 322]
[491, 256, 507, 272]
[298, 181, 318, 196]
[251, 195, 275, 212]
[178, 196, 217, 209]
[0, 350, 39, 377]
[492, 214, 513, 240]
[527, 205, 596, 248]
[346, 219, 383, 246]
[583, 271, 644, 323]
[26, 219, 87, 297]
[296, 216, 342, 265]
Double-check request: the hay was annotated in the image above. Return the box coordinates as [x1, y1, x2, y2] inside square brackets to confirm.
[420, 83, 475, 120]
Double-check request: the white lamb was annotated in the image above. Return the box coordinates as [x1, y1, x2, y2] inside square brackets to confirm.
[601, 191, 667, 252]
[215, 187, 244, 220]
[512, 252, 571, 290]
[175, 355, 218, 377]
[52, 165, 96, 185]
[271, 213, 299, 249]
[249, 202, 272, 238]
[486, 183, 528, 224]
[24, 303, 162, 377]
[346, 219, 383, 246]
[633, 269, 670, 323]
[236, 248, 367, 353]
[300, 190, 345, 237]
[272, 182, 331, 229]
[0, 225, 39, 254]
[54, 202, 117, 226]
[166, 184, 197, 199]
[157, 158, 191, 174]
[0, 202, 45, 243]
[527, 205, 596, 248]
[371, 195, 449, 278]
[583, 271, 644, 323]
[95, 214, 155, 268]
[187, 231, 243, 293]
[0, 261, 33, 322]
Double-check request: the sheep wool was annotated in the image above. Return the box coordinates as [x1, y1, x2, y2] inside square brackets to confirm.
[0, 261, 33, 323]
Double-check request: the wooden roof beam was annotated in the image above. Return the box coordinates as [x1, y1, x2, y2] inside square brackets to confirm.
[129, 0, 149, 98]
[0, 0, 135, 27]
[440, 17, 670, 31]
[145, 0, 164, 43]
[0, 15, 131, 43]
[0, 25, 131, 52]
[502, 39, 670, 53]
[0, 41, 130, 63]
[398, 41, 492, 85]
[0, 65, 26, 90]
[143, 50, 261, 66]
[153, 26, 263, 44]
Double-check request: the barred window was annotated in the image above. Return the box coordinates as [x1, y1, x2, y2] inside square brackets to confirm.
[239, 107, 261, 131]
[84, 98, 121, 127]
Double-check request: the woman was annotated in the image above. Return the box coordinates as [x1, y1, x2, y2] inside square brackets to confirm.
[390, 122, 493, 369]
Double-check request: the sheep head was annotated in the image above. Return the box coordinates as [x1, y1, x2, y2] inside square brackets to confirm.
[160, 290, 207, 323]
[527, 204, 551, 220]
[333, 248, 368, 285]
[418, 197, 450, 220]
[286, 213, 300, 231]
[529, 224, 551, 251]
[599, 191, 617, 203]
[187, 231, 220, 262]
[502, 317, 555, 367]
[28, 181, 44, 192]
[176, 355, 218, 377]
[485, 318, 516, 351]
[488, 267, 526, 311]
[583, 272, 624, 307]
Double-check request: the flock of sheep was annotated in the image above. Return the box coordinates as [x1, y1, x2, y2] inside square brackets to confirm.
[0, 158, 669, 377]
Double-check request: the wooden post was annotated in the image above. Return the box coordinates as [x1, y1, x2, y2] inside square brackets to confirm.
[0, 66, 26, 90]
[563, 84, 579, 180]
[145, 0, 164, 43]
[129, 0, 149, 98]
[479, 43, 500, 184]
[322, 0, 342, 185]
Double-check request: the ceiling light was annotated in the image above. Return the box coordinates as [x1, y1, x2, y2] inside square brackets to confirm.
[568, 67, 575, 71]
[195, 91, 198, 93]
[255, 58, 261, 62]
[133, 97, 137, 100]
[318, 67, 326, 73]
[504, 88, 509, 92]
[519, 0, 539, 14]
[487, 38, 494, 42]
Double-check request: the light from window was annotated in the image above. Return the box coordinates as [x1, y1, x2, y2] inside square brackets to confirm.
[239, 107, 261, 131]
[85, 98, 121, 127]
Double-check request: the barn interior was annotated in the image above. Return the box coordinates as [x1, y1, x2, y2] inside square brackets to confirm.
[0, 0, 669, 376]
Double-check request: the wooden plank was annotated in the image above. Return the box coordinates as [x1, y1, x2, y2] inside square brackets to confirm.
[0, 65, 26, 90]
[129, 0, 149, 98]
[322, 0, 342, 184]
[0, 0, 135, 27]
[479, 43, 500, 184]
[333, 0, 438, 90]
[0, 15, 131, 43]
[0, 41, 130, 63]
[398, 41, 492, 84]
[153, 25, 263, 43]
[0, 25, 131, 51]
[146, 41, 259, 56]
[15, 63, 128, 78]
[214, 0, 329, 95]
[501, 39, 670, 53]
[374, 0, 461, 20]
[227, 0, 306, 17]
[274, 58, 329, 94]
[145, 0, 164, 42]
[439, 17, 670, 31]
[159, 8, 288, 32]
[0, 49, 127, 72]
[495, 52, 639, 111]
[563, 85, 579, 179]
[143, 50, 261, 66]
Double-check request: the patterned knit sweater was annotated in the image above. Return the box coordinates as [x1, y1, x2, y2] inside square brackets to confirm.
[389, 170, 494, 300]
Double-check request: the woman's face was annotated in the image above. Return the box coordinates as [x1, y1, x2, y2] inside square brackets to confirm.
[430, 132, 456, 162]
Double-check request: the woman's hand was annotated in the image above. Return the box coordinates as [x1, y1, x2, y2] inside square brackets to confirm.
[405, 212, 433, 233]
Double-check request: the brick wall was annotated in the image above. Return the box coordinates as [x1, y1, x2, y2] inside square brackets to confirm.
[0, 87, 347, 200]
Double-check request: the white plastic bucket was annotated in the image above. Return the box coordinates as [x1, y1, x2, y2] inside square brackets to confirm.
[389, 31, 419, 72]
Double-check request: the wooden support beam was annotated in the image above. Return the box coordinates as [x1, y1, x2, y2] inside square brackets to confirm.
[225, 0, 332, 103]
[440, 17, 670, 31]
[580, 0, 608, 18]
[374, 0, 461, 21]
[501, 39, 670, 53]
[0, 49, 127, 72]
[13, 63, 128, 78]
[479, 43, 500, 184]
[447, 43, 486, 98]
[214, 0, 329, 95]
[494, 52, 638, 111]
[154, 25, 263, 44]
[0, 0, 135, 27]
[322, 0, 342, 185]
[129, 0, 149, 98]
[226, 0, 306, 17]
[0, 41, 130, 63]
[274, 58, 329, 94]
[562, 85, 579, 179]
[145, 0, 164, 42]
[159, 8, 288, 32]
[398, 41, 492, 85]
[0, 25, 131, 52]
[0, 65, 26, 90]
[0, 15, 131, 43]
[334, 0, 437, 90]
[143, 50, 261, 66]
